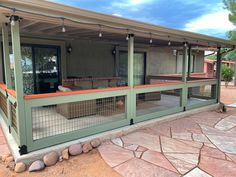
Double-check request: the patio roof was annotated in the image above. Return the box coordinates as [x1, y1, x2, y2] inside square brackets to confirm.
[0, 0, 235, 48]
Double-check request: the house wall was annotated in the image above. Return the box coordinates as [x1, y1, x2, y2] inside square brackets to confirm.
[194, 51, 204, 72]
[147, 47, 177, 75]
[66, 40, 116, 78]
[146, 47, 204, 76]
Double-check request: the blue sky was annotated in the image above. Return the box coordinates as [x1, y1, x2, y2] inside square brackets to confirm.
[50, 0, 235, 39]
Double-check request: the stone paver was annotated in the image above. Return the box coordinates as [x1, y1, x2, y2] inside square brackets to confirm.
[199, 155, 236, 177]
[201, 146, 225, 160]
[98, 144, 134, 167]
[114, 158, 180, 177]
[111, 138, 123, 147]
[165, 154, 197, 174]
[161, 136, 200, 154]
[183, 168, 212, 177]
[122, 132, 161, 152]
[142, 150, 178, 173]
[98, 110, 236, 177]
[215, 115, 236, 131]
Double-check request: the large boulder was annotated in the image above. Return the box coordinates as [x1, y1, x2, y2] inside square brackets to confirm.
[43, 151, 59, 166]
[68, 144, 83, 156]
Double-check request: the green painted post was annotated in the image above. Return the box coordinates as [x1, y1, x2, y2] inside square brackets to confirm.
[1, 23, 12, 127]
[11, 20, 27, 148]
[181, 45, 188, 110]
[216, 47, 221, 103]
[127, 34, 136, 122]
[187, 45, 192, 81]
[2, 23, 12, 89]
[182, 45, 188, 82]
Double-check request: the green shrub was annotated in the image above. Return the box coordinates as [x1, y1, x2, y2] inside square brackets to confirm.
[221, 64, 234, 87]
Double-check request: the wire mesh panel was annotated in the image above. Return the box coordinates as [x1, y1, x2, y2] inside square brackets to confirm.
[11, 103, 17, 131]
[32, 96, 126, 140]
[136, 89, 181, 116]
[187, 84, 216, 106]
[0, 92, 8, 117]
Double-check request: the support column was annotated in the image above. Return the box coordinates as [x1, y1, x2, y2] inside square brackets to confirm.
[181, 44, 188, 111]
[2, 23, 12, 89]
[182, 45, 188, 82]
[216, 47, 222, 103]
[11, 19, 27, 151]
[187, 45, 192, 80]
[128, 34, 134, 87]
[127, 34, 135, 123]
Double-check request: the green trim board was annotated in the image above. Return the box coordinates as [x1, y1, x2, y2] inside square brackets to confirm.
[26, 117, 129, 152]
[186, 99, 217, 110]
[25, 89, 130, 107]
[134, 107, 183, 124]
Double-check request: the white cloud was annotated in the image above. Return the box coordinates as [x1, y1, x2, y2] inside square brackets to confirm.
[112, 13, 123, 17]
[183, 7, 234, 38]
[111, 0, 156, 12]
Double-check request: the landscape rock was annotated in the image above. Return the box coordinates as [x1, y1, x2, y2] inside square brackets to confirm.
[1, 153, 11, 162]
[62, 148, 69, 160]
[5, 156, 14, 167]
[43, 151, 59, 166]
[91, 139, 101, 148]
[83, 143, 93, 153]
[15, 162, 26, 173]
[29, 160, 45, 172]
[59, 156, 63, 162]
[69, 143, 83, 156]
[6, 161, 15, 171]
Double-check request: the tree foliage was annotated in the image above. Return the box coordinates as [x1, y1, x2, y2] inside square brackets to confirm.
[223, 0, 236, 60]
[221, 64, 234, 87]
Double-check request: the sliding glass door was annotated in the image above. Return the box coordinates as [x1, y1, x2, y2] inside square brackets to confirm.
[118, 51, 146, 86]
[34, 47, 60, 94]
[8, 44, 60, 94]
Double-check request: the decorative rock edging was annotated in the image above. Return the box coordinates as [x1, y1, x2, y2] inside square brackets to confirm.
[0, 138, 102, 173]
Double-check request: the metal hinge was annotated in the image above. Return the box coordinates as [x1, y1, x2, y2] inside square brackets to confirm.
[19, 145, 28, 155]
[8, 125, 11, 134]
[130, 118, 134, 125]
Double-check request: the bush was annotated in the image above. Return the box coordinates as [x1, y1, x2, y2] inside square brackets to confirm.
[221, 64, 234, 87]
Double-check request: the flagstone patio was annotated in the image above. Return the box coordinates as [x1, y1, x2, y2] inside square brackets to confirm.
[98, 110, 236, 177]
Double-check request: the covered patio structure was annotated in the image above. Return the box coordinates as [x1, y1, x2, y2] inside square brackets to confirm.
[0, 0, 235, 154]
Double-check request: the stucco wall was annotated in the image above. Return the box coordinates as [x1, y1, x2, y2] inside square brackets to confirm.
[194, 51, 204, 72]
[66, 40, 115, 78]
[147, 47, 177, 75]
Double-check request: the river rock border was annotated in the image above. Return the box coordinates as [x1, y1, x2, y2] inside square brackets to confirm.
[0, 138, 101, 173]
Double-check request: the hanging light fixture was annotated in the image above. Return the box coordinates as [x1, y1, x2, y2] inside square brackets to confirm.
[126, 29, 130, 40]
[98, 25, 102, 38]
[61, 18, 66, 33]
[168, 36, 171, 46]
[184, 42, 188, 47]
[9, 8, 19, 26]
[149, 33, 153, 44]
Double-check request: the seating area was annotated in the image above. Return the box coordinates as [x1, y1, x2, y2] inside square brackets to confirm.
[62, 77, 121, 90]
